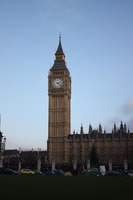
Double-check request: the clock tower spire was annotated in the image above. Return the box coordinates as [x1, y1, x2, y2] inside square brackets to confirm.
[51, 35, 67, 70]
[47, 37, 71, 163]
[55, 34, 64, 56]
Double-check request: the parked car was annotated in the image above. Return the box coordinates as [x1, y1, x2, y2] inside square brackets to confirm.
[43, 170, 55, 176]
[105, 171, 122, 176]
[54, 170, 65, 176]
[128, 172, 133, 177]
[64, 172, 72, 176]
[21, 169, 35, 175]
[82, 171, 102, 176]
[0, 168, 18, 175]
[30, 169, 42, 175]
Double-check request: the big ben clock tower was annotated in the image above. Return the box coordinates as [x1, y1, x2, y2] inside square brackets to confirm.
[47, 36, 71, 163]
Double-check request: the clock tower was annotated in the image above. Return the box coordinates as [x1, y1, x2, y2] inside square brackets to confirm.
[47, 36, 71, 163]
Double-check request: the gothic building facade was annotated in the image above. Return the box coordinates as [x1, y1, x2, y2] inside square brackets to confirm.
[47, 37, 133, 167]
[68, 122, 133, 167]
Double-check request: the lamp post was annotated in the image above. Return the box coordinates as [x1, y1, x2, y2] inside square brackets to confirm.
[18, 147, 22, 173]
[0, 137, 6, 168]
[37, 148, 41, 172]
[126, 140, 128, 172]
[124, 140, 128, 174]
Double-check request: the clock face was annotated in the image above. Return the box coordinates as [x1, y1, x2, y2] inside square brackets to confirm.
[52, 78, 63, 88]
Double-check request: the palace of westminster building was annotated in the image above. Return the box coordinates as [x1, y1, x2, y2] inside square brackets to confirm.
[0, 37, 133, 169]
[47, 36, 133, 167]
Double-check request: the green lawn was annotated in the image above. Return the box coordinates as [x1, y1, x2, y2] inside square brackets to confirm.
[0, 175, 133, 200]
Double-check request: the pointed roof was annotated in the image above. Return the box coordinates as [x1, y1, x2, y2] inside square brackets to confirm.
[80, 124, 84, 134]
[55, 35, 64, 55]
[50, 35, 67, 70]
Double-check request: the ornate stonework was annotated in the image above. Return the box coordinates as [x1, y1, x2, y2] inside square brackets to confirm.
[47, 36, 71, 163]
[47, 37, 133, 167]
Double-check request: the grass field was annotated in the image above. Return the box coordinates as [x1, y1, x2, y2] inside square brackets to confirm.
[0, 175, 133, 200]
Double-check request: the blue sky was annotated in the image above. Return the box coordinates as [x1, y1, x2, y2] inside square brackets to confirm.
[0, 0, 133, 150]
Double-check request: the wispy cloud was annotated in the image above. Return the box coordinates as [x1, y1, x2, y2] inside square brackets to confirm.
[105, 117, 120, 132]
[37, 0, 84, 22]
[63, 7, 83, 22]
[53, 23, 65, 32]
[47, 0, 60, 9]
[105, 97, 133, 132]
[123, 97, 133, 114]
[35, 0, 60, 18]
[127, 118, 133, 132]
